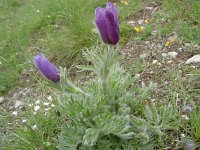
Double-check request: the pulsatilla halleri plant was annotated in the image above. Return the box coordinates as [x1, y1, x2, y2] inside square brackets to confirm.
[33, 2, 181, 150]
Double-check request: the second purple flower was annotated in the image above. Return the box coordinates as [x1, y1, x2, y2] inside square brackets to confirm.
[94, 2, 119, 45]
[33, 54, 60, 83]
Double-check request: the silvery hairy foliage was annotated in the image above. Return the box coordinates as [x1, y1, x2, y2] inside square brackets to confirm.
[57, 44, 180, 150]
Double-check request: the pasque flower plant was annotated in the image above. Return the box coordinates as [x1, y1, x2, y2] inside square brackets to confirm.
[32, 2, 180, 150]
[33, 54, 60, 83]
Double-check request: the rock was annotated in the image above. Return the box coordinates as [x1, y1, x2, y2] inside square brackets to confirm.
[127, 20, 135, 25]
[145, 7, 153, 10]
[185, 54, 200, 64]
[15, 100, 24, 109]
[183, 139, 197, 150]
[137, 20, 144, 25]
[161, 53, 167, 58]
[0, 97, 4, 104]
[140, 53, 148, 59]
[182, 105, 192, 113]
[151, 30, 158, 36]
[168, 51, 178, 58]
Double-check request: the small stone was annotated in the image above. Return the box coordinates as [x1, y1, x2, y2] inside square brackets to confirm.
[145, 6, 153, 10]
[137, 20, 144, 25]
[34, 105, 40, 111]
[185, 43, 191, 47]
[183, 139, 196, 150]
[22, 119, 27, 123]
[35, 99, 40, 105]
[182, 105, 192, 113]
[168, 51, 178, 58]
[43, 102, 49, 106]
[127, 20, 135, 25]
[182, 115, 189, 120]
[47, 96, 52, 101]
[178, 47, 183, 52]
[151, 30, 158, 36]
[161, 53, 167, 58]
[51, 104, 55, 107]
[140, 53, 148, 59]
[181, 133, 185, 137]
[12, 111, 18, 116]
[31, 125, 37, 130]
[15, 100, 24, 109]
[152, 60, 158, 64]
[194, 44, 198, 48]
[167, 60, 173, 64]
[185, 54, 200, 65]
[0, 97, 4, 104]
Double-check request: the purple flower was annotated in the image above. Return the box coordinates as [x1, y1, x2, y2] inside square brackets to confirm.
[33, 54, 60, 83]
[94, 2, 119, 45]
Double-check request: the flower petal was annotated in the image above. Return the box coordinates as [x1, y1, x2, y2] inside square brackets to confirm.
[105, 10, 119, 45]
[106, 2, 118, 26]
[94, 7, 111, 44]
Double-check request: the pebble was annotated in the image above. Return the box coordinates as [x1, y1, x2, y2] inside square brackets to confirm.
[182, 105, 192, 113]
[138, 20, 144, 25]
[185, 54, 200, 64]
[0, 97, 4, 104]
[168, 51, 178, 58]
[145, 6, 153, 10]
[140, 53, 148, 59]
[15, 100, 24, 109]
[161, 53, 167, 58]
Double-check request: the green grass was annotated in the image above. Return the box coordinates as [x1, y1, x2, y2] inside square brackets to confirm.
[153, 0, 200, 44]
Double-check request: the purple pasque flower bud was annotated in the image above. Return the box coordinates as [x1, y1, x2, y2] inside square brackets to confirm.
[94, 2, 119, 45]
[33, 54, 60, 83]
